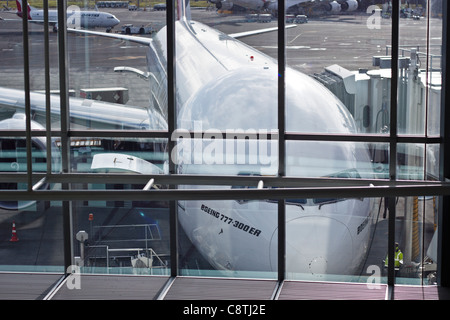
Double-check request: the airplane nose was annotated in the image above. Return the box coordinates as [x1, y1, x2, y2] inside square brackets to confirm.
[270, 216, 354, 277]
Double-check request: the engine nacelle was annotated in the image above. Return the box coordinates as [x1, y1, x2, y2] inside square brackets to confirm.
[0, 113, 60, 210]
[341, 0, 359, 12]
[215, 0, 233, 10]
[267, 2, 277, 11]
[326, 1, 342, 13]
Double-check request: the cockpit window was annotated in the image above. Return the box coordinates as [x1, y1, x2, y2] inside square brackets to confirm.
[308, 169, 361, 206]
[313, 198, 340, 204]
[285, 198, 307, 205]
[232, 171, 361, 207]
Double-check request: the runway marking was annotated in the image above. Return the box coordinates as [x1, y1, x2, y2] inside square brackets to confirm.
[288, 32, 303, 44]
[258, 45, 311, 50]
[109, 55, 146, 60]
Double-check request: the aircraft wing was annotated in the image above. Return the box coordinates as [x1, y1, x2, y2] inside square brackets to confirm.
[67, 28, 153, 46]
[68, 24, 296, 43]
[0, 13, 58, 25]
[228, 24, 297, 39]
[0, 28, 166, 131]
[0, 87, 167, 130]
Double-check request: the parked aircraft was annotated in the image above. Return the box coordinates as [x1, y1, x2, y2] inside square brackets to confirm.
[0, 0, 375, 277]
[13, 0, 120, 32]
[209, 0, 359, 15]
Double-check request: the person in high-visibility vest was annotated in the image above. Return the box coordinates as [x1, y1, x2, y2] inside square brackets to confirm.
[384, 242, 404, 269]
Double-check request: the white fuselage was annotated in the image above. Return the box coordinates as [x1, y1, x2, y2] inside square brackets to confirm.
[146, 19, 375, 276]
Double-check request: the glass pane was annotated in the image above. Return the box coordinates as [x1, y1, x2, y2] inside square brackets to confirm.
[71, 137, 167, 174]
[71, 198, 170, 275]
[285, 196, 388, 285]
[398, 0, 442, 136]
[0, 135, 60, 196]
[0, 0, 60, 130]
[397, 143, 440, 181]
[0, 200, 64, 273]
[66, 2, 165, 131]
[174, 0, 281, 278]
[178, 197, 277, 279]
[286, 141, 386, 179]
[173, 134, 278, 176]
[175, 3, 279, 178]
[0, 0, 446, 291]
[393, 195, 438, 285]
[286, 1, 392, 135]
[427, 0, 443, 137]
[0, 10, 25, 93]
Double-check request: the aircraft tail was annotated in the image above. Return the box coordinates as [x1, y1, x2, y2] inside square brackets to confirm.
[15, 0, 35, 19]
[177, 0, 191, 21]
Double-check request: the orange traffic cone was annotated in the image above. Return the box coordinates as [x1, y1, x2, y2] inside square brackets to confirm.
[10, 221, 19, 242]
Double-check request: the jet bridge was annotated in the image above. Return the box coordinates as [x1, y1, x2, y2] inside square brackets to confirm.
[312, 47, 441, 283]
[312, 47, 441, 139]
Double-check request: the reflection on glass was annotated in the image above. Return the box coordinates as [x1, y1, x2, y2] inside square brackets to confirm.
[0, 135, 60, 210]
[68, 37, 156, 131]
[64, 1, 166, 132]
[398, 143, 425, 180]
[174, 135, 278, 176]
[286, 141, 384, 179]
[71, 200, 170, 275]
[286, 1, 392, 135]
[0, 0, 444, 289]
[285, 196, 380, 282]
[393, 196, 438, 285]
[397, 143, 440, 181]
[0, 201, 64, 272]
[70, 137, 167, 174]
[398, 0, 442, 136]
[178, 198, 277, 279]
[426, 0, 443, 137]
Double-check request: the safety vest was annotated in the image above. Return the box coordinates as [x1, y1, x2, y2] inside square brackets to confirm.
[384, 249, 403, 268]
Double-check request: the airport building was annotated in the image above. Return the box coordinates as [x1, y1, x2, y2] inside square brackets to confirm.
[0, 0, 450, 302]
